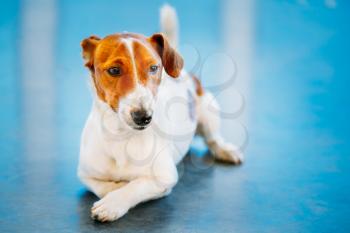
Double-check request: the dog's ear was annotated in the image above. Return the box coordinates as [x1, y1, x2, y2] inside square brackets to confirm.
[149, 33, 184, 78]
[81, 35, 101, 72]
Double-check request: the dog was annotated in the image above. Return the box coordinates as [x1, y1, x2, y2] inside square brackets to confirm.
[78, 4, 243, 222]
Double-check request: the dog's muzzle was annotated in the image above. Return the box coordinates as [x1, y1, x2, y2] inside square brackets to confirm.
[131, 109, 152, 130]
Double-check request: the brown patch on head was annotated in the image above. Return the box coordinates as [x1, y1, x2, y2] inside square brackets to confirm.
[81, 33, 183, 110]
[82, 34, 139, 109]
[132, 39, 162, 95]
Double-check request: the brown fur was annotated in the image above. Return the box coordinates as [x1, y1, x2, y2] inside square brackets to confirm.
[148, 33, 184, 78]
[81, 33, 184, 110]
[190, 74, 205, 96]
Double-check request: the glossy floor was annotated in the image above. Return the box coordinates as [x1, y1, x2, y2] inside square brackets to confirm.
[1, 0, 349, 232]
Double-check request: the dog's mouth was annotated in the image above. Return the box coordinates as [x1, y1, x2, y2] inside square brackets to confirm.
[122, 120, 151, 131]
[133, 125, 147, 130]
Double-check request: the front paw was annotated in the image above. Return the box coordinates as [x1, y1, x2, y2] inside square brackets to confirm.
[91, 193, 129, 222]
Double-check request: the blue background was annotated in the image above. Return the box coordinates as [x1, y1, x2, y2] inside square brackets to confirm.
[0, 0, 349, 232]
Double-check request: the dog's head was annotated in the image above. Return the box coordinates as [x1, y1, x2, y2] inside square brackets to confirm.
[81, 33, 183, 130]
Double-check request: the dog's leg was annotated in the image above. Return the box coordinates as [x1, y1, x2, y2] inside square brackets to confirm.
[79, 176, 128, 198]
[91, 153, 178, 222]
[196, 92, 243, 164]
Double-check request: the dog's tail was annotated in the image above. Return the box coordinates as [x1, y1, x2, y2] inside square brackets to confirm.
[160, 4, 179, 48]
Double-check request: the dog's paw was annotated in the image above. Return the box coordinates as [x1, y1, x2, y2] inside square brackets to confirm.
[214, 143, 244, 165]
[91, 193, 129, 222]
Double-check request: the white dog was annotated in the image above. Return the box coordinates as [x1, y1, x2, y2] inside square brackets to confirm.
[78, 5, 243, 222]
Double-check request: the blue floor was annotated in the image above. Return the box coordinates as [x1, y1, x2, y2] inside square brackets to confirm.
[1, 0, 349, 232]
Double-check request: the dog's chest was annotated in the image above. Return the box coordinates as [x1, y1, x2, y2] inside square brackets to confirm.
[105, 130, 163, 179]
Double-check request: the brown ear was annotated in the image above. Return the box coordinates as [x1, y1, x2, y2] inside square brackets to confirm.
[149, 33, 184, 78]
[81, 35, 100, 72]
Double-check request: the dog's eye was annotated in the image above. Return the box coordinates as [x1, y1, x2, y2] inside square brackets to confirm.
[149, 65, 158, 74]
[107, 67, 122, 77]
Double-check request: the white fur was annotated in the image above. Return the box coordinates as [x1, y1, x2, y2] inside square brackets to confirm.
[78, 72, 197, 221]
[122, 38, 138, 80]
[160, 4, 178, 48]
[78, 5, 243, 222]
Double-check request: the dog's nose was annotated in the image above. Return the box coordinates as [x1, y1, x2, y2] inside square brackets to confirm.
[131, 110, 152, 126]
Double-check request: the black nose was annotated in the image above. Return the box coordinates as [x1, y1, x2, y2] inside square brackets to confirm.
[131, 110, 152, 126]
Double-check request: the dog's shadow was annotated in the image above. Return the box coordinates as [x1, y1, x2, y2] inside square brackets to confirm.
[76, 151, 233, 231]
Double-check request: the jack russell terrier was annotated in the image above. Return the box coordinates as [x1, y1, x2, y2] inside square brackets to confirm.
[78, 5, 243, 222]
